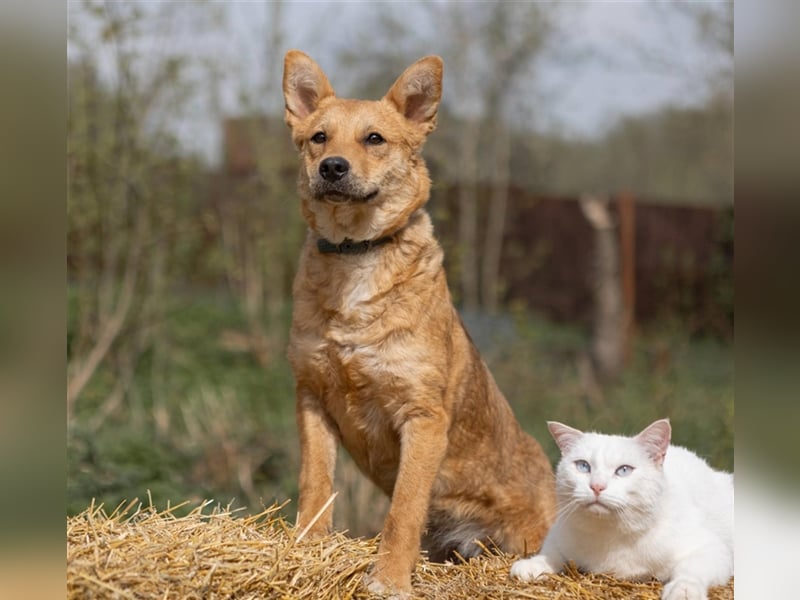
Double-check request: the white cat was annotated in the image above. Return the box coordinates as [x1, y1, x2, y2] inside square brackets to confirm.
[510, 419, 733, 600]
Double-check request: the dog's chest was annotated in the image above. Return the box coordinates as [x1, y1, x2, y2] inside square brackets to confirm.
[294, 322, 401, 421]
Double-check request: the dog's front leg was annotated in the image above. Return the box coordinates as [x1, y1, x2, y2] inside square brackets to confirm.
[295, 388, 338, 536]
[367, 408, 449, 596]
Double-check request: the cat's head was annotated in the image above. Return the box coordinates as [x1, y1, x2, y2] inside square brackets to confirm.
[547, 419, 671, 529]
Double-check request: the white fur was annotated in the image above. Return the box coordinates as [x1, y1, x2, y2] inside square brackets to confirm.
[510, 421, 733, 600]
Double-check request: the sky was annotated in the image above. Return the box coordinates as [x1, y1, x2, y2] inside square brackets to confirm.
[67, 1, 733, 165]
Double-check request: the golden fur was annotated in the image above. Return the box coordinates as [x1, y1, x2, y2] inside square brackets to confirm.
[282, 50, 556, 596]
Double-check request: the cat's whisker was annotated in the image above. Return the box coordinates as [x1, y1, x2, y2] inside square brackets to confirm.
[555, 498, 583, 522]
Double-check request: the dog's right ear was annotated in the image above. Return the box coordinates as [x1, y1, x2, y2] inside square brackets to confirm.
[283, 50, 335, 127]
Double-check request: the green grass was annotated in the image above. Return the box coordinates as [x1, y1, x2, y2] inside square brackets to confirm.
[67, 290, 733, 526]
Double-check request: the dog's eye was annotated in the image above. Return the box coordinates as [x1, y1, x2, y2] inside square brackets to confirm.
[365, 132, 385, 145]
[311, 131, 327, 144]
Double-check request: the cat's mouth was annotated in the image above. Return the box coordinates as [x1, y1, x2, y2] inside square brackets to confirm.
[586, 500, 611, 514]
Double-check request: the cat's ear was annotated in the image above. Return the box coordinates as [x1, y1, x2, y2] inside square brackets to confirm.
[634, 419, 671, 466]
[547, 421, 584, 454]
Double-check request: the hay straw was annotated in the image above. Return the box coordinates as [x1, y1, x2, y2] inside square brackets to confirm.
[67, 499, 734, 599]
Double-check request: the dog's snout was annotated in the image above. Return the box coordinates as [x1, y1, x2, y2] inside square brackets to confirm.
[319, 156, 350, 182]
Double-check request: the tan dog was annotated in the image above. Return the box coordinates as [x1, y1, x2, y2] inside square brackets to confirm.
[282, 50, 556, 596]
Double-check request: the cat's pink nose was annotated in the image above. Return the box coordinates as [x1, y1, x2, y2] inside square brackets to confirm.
[590, 481, 606, 496]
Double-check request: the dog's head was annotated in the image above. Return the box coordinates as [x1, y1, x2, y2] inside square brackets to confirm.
[282, 50, 442, 243]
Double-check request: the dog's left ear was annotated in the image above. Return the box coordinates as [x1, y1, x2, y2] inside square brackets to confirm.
[384, 56, 443, 133]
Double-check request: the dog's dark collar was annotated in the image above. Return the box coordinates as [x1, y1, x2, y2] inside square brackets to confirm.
[317, 235, 394, 255]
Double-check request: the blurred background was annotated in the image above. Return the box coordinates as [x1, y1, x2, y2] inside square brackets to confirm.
[66, 0, 733, 536]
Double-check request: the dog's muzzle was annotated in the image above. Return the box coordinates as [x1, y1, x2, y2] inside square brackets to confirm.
[312, 158, 379, 203]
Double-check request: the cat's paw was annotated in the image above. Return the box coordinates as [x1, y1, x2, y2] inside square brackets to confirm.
[510, 556, 554, 582]
[661, 576, 708, 600]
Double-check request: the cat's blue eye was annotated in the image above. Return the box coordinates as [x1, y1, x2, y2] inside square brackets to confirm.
[574, 460, 591, 473]
[615, 464, 634, 477]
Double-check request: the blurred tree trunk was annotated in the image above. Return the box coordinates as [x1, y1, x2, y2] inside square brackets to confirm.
[617, 192, 637, 367]
[482, 121, 510, 313]
[457, 118, 481, 312]
[580, 193, 624, 383]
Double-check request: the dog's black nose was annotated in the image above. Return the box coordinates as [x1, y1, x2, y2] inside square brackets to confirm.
[319, 156, 350, 182]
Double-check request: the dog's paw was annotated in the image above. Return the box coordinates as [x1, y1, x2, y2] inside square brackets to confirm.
[661, 577, 708, 600]
[510, 556, 554, 582]
[363, 572, 411, 599]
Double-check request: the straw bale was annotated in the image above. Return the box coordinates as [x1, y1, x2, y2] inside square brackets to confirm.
[67, 500, 734, 599]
